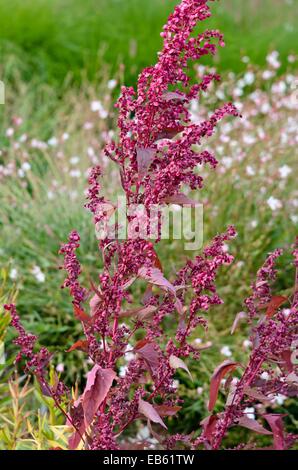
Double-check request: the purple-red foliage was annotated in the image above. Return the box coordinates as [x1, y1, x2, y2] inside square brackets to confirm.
[5, 0, 297, 450]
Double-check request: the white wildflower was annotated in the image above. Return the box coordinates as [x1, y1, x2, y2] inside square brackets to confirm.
[107, 79, 117, 90]
[278, 165, 292, 179]
[31, 265, 46, 283]
[220, 345, 232, 357]
[267, 196, 282, 211]
[244, 407, 256, 420]
[9, 268, 18, 280]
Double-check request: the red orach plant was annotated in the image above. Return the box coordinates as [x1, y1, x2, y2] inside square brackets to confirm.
[5, 0, 297, 450]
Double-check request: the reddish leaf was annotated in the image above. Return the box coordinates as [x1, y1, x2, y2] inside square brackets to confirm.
[208, 360, 239, 411]
[69, 365, 116, 449]
[121, 277, 137, 290]
[174, 298, 184, 315]
[161, 193, 199, 207]
[73, 305, 92, 325]
[263, 414, 286, 450]
[136, 147, 156, 179]
[119, 305, 157, 320]
[135, 340, 160, 371]
[169, 354, 192, 380]
[231, 311, 247, 334]
[156, 125, 184, 140]
[89, 293, 101, 316]
[162, 91, 186, 102]
[238, 416, 272, 435]
[201, 414, 219, 444]
[259, 296, 287, 318]
[66, 340, 89, 353]
[154, 405, 181, 417]
[138, 398, 167, 429]
[137, 305, 157, 321]
[280, 350, 294, 373]
[81, 366, 116, 428]
[244, 386, 272, 403]
[153, 249, 163, 271]
[142, 285, 153, 305]
[138, 266, 176, 296]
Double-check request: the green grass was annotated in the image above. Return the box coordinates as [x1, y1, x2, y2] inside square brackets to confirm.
[0, 0, 297, 87]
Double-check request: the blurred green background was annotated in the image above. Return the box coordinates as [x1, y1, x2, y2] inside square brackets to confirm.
[0, 0, 297, 87]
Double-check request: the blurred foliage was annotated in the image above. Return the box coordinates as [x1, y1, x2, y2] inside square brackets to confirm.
[0, 0, 297, 87]
[0, 375, 69, 450]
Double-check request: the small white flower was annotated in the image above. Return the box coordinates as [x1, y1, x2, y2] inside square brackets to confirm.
[267, 196, 282, 211]
[260, 371, 270, 380]
[220, 345, 232, 357]
[246, 165, 255, 176]
[272, 81, 286, 94]
[48, 137, 58, 147]
[243, 134, 256, 145]
[172, 379, 179, 389]
[234, 87, 243, 97]
[274, 394, 287, 406]
[91, 100, 102, 112]
[99, 109, 108, 119]
[283, 308, 291, 318]
[21, 162, 31, 172]
[84, 121, 94, 130]
[244, 407, 255, 420]
[31, 265, 46, 283]
[290, 215, 298, 224]
[216, 89, 225, 100]
[119, 365, 128, 377]
[244, 71, 255, 85]
[125, 344, 135, 362]
[197, 387, 203, 396]
[9, 268, 18, 280]
[222, 157, 233, 168]
[250, 220, 258, 229]
[19, 134, 27, 143]
[236, 261, 244, 269]
[237, 79, 246, 89]
[6, 128, 14, 137]
[262, 70, 275, 80]
[107, 79, 117, 90]
[278, 165, 292, 179]
[260, 102, 271, 114]
[137, 426, 150, 440]
[222, 243, 229, 253]
[70, 156, 80, 165]
[56, 363, 64, 373]
[69, 169, 81, 178]
[194, 338, 202, 345]
[243, 339, 252, 349]
[266, 51, 281, 69]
